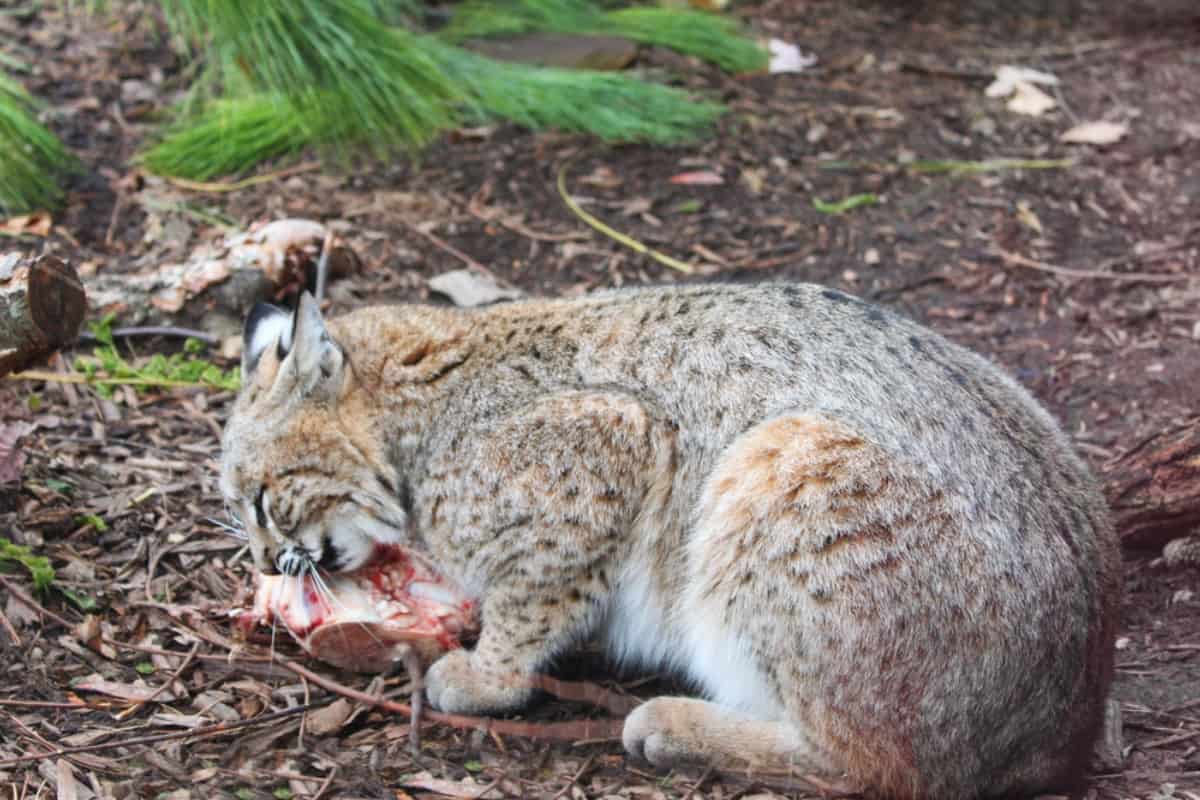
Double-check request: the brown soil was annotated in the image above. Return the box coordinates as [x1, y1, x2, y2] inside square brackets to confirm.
[1, 2, 1198, 798]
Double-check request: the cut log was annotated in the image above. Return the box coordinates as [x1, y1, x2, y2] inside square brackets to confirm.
[83, 218, 359, 343]
[1103, 419, 1200, 550]
[0, 254, 87, 377]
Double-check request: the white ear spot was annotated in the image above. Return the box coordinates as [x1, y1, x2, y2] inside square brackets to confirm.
[243, 303, 292, 374]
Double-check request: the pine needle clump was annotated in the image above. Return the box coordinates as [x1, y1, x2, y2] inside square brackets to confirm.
[0, 73, 78, 216]
[441, 0, 768, 74]
[143, 94, 318, 181]
[443, 44, 724, 145]
[145, 0, 759, 180]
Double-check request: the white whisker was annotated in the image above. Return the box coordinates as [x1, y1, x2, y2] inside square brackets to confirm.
[205, 517, 249, 540]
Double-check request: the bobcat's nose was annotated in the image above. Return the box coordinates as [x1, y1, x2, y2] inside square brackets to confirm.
[276, 547, 308, 576]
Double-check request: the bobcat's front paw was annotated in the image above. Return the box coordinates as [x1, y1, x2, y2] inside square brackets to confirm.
[424, 648, 534, 716]
[623, 698, 704, 769]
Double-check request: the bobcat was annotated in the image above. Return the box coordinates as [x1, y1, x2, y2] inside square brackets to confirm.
[219, 283, 1120, 798]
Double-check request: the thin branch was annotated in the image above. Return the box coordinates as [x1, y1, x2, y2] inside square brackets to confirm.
[0, 704, 316, 768]
[0, 574, 72, 629]
[115, 643, 201, 720]
[991, 247, 1193, 283]
[557, 160, 693, 274]
[550, 754, 596, 800]
[404, 220, 496, 277]
[164, 161, 322, 194]
[76, 327, 220, 346]
[280, 659, 624, 743]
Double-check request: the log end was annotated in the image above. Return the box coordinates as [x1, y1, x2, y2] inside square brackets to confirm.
[29, 255, 87, 347]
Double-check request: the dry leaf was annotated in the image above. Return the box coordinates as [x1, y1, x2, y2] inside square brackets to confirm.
[56, 759, 79, 800]
[401, 772, 502, 799]
[741, 168, 767, 195]
[579, 166, 622, 189]
[149, 287, 187, 313]
[1007, 82, 1057, 116]
[73, 615, 102, 651]
[669, 171, 724, 186]
[985, 65, 1059, 97]
[428, 270, 525, 308]
[1060, 120, 1129, 145]
[620, 197, 653, 217]
[1, 211, 52, 237]
[220, 335, 243, 361]
[1163, 535, 1200, 568]
[5, 593, 40, 627]
[150, 712, 208, 728]
[180, 259, 232, 294]
[1016, 201, 1044, 234]
[0, 251, 21, 280]
[767, 39, 817, 74]
[0, 420, 32, 485]
[304, 697, 353, 735]
[73, 672, 177, 703]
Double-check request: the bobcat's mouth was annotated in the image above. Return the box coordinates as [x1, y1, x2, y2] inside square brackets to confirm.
[235, 544, 478, 672]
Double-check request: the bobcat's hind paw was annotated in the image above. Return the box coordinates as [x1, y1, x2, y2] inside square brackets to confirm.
[424, 648, 534, 716]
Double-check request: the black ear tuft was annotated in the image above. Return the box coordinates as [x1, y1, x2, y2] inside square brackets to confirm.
[242, 302, 291, 376]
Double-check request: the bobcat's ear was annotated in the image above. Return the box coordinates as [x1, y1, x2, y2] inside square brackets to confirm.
[289, 291, 343, 390]
[242, 302, 291, 377]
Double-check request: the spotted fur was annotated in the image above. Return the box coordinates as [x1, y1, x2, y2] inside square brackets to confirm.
[220, 284, 1120, 799]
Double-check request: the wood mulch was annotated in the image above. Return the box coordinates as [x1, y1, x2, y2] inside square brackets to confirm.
[1, 1, 1198, 797]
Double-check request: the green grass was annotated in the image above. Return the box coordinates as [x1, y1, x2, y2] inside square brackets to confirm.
[440, 40, 724, 145]
[0, 536, 99, 610]
[813, 193, 879, 214]
[0, 537, 55, 593]
[0, 72, 78, 216]
[71, 315, 241, 396]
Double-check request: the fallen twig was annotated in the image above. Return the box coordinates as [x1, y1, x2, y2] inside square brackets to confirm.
[312, 765, 340, 800]
[115, 643, 200, 720]
[991, 247, 1193, 284]
[5, 370, 222, 389]
[0, 604, 20, 646]
[557, 160, 693, 274]
[281, 658, 624, 744]
[1141, 729, 1200, 750]
[550, 754, 596, 800]
[76, 326, 220, 346]
[164, 161, 322, 194]
[404, 220, 496, 277]
[466, 181, 587, 243]
[0, 573, 73, 629]
[0, 704, 317, 768]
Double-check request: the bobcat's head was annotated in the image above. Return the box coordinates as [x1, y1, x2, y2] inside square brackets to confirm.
[220, 294, 409, 576]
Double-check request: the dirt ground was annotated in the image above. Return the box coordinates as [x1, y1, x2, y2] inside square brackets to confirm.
[2, 1, 1199, 798]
